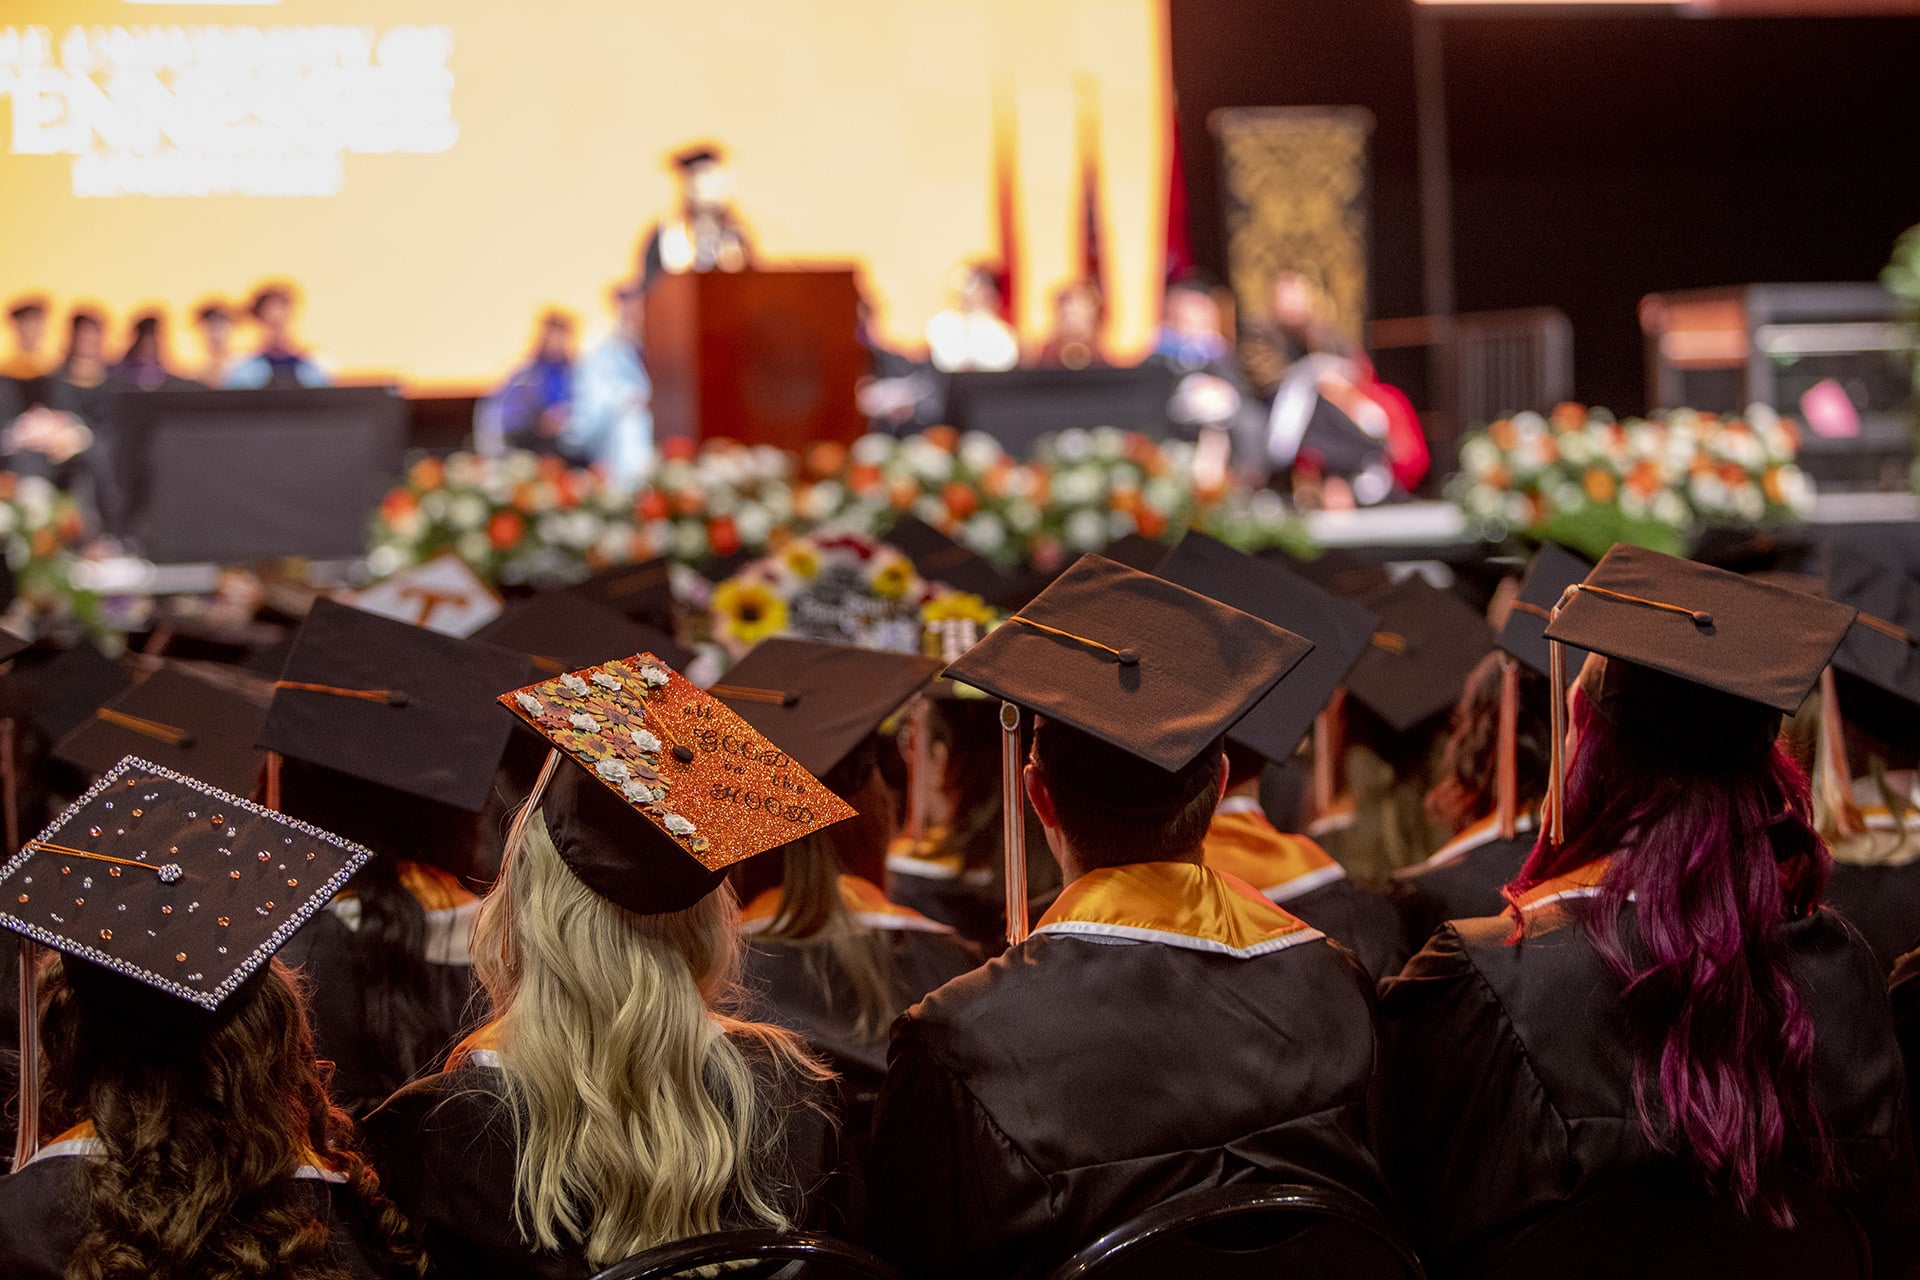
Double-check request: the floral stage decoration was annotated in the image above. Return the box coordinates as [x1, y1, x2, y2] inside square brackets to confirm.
[1449, 404, 1815, 561]
[0, 472, 99, 638]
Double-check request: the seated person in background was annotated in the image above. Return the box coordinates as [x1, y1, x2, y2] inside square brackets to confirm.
[716, 641, 981, 1124]
[488, 309, 577, 457]
[1032, 279, 1107, 370]
[366, 660, 841, 1280]
[109, 312, 176, 391]
[926, 262, 1019, 373]
[562, 279, 653, 489]
[190, 300, 234, 387]
[1393, 546, 1582, 944]
[0, 776, 420, 1279]
[224, 283, 330, 389]
[2, 296, 50, 379]
[640, 143, 755, 287]
[871, 558, 1395, 1280]
[1146, 274, 1266, 486]
[1384, 548, 1919, 1276]
[263, 600, 536, 1115]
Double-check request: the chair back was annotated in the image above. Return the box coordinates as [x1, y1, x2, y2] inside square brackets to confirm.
[587, 1228, 904, 1280]
[1046, 1183, 1423, 1280]
[1483, 1176, 1869, 1280]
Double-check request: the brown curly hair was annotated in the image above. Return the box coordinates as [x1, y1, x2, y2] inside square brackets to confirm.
[1425, 650, 1552, 833]
[36, 955, 424, 1280]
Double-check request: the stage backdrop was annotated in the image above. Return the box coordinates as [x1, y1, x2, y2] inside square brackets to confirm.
[0, 0, 1169, 392]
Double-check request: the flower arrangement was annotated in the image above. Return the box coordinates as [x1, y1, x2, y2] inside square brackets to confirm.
[706, 532, 949, 658]
[1450, 404, 1814, 560]
[0, 471, 99, 638]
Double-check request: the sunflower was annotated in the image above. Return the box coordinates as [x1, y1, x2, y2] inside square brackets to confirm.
[712, 578, 790, 645]
[781, 541, 823, 581]
[921, 590, 996, 627]
[868, 554, 916, 601]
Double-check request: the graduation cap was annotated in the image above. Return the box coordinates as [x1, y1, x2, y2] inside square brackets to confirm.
[566, 557, 676, 628]
[476, 591, 691, 675]
[710, 638, 940, 785]
[1344, 576, 1494, 734]
[1097, 533, 1174, 574]
[1540, 544, 1857, 843]
[338, 553, 503, 639]
[1824, 544, 1920, 711]
[672, 143, 723, 171]
[0, 627, 28, 666]
[55, 666, 268, 797]
[258, 599, 536, 813]
[16, 642, 131, 744]
[0, 755, 371, 1012]
[499, 654, 855, 915]
[883, 517, 1017, 606]
[943, 555, 1312, 945]
[1152, 531, 1375, 765]
[1495, 544, 1592, 680]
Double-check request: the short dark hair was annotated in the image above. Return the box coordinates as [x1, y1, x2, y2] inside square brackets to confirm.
[1031, 718, 1222, 869]
[249, 284, 293, 319]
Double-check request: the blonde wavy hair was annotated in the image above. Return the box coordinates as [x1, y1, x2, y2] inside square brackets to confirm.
[470, 806, 831, 1267]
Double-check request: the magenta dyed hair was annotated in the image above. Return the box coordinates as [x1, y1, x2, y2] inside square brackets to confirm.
[1511, 684, 1834, 1224]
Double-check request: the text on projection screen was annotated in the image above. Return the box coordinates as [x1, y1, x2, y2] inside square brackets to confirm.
[0, 25, 457, 197]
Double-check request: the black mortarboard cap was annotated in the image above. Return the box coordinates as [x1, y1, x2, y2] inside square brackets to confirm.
[672, 144, 723, 171]
[476, 592, 691, 676]
[1496, 543, 1592, 679]
[55, 666, 267, 797]
[0, 628, 28, 665]
[1345, 576, 1494, 733]
[1153, 531, 1374, 764]
[943, 554, 1314, 773]
[1279, 547, 1393, 601]
[259, 599, 536, 812]
[1815, 544, 1920, 710]
[1098, 533, 1173, 574]
[566, 558, 676, 628]
[711, 638, 940, 783]
[17, 642, 130, 743]
[883, 516, 1017, 605]
[0, 756, 370, 1010]
[500, 655, 855, 914]
[1544, 544, 1856, 717]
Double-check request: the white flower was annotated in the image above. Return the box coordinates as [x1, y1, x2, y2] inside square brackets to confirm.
[1651, 491, 1690, 527]
[958, 432, 1004, 473]
[640, 665, 670, 687]
[662, 813, 696, 836]
[591, 671, 624, 692]
[798, 480, 845, 522]
[1064, 509, 1106, 551]
[1107, 510, 1139, 538]
[910, 495, 946, 524]
[569, 712, 601, 734]
[560, 674, 590, 695]
[851, 433, 895, 466]
[1051, 428, 1092, 462]
[366, 545, 405, 577]
[734, 503, 774, 548]
[514, 692, 544, 717]
[622, 782, 655, 806]
[457, 532, 490, 564]
[631, 728, 662, 754]
[420, 491, 449, 521]
[963, 512, 1007, 554]
[595, 758, 631, 785]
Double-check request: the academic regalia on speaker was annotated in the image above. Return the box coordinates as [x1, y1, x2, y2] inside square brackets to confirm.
[1383, 548, 1919, 1275]
[871, 557, 1396, 1280]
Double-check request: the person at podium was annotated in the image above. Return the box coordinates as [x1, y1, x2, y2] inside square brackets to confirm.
[640, 143, 755, 288]
[563, 279, 653, 489]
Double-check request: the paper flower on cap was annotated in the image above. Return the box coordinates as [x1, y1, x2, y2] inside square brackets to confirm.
[515, 692, 545, 717]
[631, 729, 662, 755]
[569, 712, 600, 734]
[561, 674, 591, 696]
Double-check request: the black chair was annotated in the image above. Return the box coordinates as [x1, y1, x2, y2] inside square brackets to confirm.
[1047, 1184, 1424, 1280]
[587, 1229, 905, 1280]
[1482, 1177, 1869, 1280]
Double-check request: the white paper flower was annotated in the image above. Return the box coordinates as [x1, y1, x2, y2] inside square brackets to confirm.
[514, 692, 544, 717]
[595, 759, 632, 785]
[569, 712, 601, 734]
[591, 671, 624, 692]
[640, 665, 670, 687]
[622, 782, 655, 806]
[560, 674, 590, 696]
[662, 813, 696, 836]
[631, 728, 662, 754]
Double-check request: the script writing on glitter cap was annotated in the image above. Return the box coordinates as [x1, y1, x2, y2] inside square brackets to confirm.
[498, 652, 856, 875]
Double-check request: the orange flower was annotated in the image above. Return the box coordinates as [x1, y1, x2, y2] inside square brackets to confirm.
[537, 455, 567, 482]
[380, 490, 418, 521]
[849, 463, 884, 494]
[57, 507, 83, 541]
[512, 483, 539, 513]
[1625, 461, 1663, 498]
[409, 457, 445, 490]
[923, 425, 959, 452]
[0, 474, 16, 502]
[1488, 419, 1517, 449]
[637, 489, 670, 522]
[1550, 403, 1589, 431]
[708, 515, 740, 556]
[661, 436, 699, 463]
[672, 489, 705, 518]
[1583, 469, 1616, 503]
[487, 511, 525, 549]
[1762, 467, 1786, 503]
[1136, 507, 1168, 538]
[1719, 463, 1747, 487]
[552, 473, 582, 509]
[888, 478, 918, 511]
[31, 529, 54, 557]
[942, 482, 979, 520]
[804, 440, 848, 479]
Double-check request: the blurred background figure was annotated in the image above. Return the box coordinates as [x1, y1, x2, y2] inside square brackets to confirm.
[50, 308, 110, 427]
[563, 279, 653, 487]
[225, 283, 330, 389]
[1149, 273, 1263, 486]
[855, 291, 941, 436]
[190, 300, 234, 387]
[2, 297, 49, 379]
[641, 143, 755, 287]
[927, 262, 1019, 373]
[110, 312, 173, 391]
[485, 309, 577, 457]
[1033, 280, 1108, 370]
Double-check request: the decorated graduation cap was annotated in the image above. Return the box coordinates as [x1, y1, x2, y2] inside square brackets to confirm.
[883, 517, 1018, 606]
[1540, 543, 1857, 845]
[710, 638, 940, 786]
[55, 666, 268, 797]
[1483, 544, 1591, 836]
[258, 599, 537, 813]
[500, 653, 856, 915]
[0, 756, 372, 1165]
[1344, 576, 1494, 734]
[476, 591, 691, 675]
[338, 552, 503, 638]
[566, 557, 676, 628]
[943, 554, 1313, 944]
[1152, 531, 1374, 766]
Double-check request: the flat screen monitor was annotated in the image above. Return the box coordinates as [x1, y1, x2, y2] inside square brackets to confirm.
[943, 364, 1176, 458]
[107, 386, 408, 565]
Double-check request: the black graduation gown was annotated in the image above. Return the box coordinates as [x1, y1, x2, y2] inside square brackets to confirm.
[1391, 816, 1537, 953]
[1383, 893, 1920, 1277]
[0, 1144, 398, 1279]
[868, 862, 1395, 1280]
[1891, 947, 1920, 1155]
[278, 864, 483, 1115]
[363, 1035, 840, 1280]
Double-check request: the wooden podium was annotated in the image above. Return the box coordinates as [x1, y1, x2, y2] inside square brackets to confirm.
[644, 268, 865, 451]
